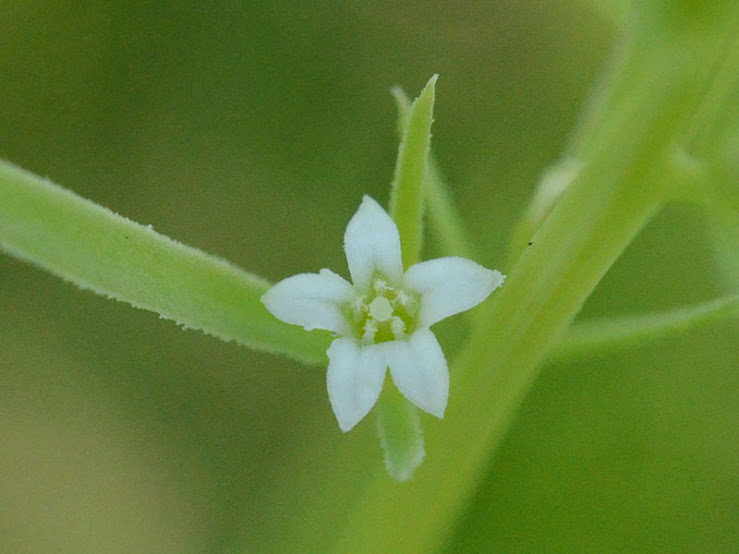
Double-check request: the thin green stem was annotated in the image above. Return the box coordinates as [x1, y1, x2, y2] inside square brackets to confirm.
[551, 295, 739, 362]
[0, 160, 329, 364]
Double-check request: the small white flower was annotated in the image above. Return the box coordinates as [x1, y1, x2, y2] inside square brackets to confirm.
[262, 196, 505, 432]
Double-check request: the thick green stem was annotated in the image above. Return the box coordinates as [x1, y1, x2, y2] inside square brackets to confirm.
[332, 3, 738, 550]
[338, 155, 664, 554]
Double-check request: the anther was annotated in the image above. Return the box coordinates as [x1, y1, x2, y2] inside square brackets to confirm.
[391, 316, 406, 339]
[393, 290, 410, 307]
[350, 295, 367, 314]
[362, 319, 378, 342]
[373, 279, 389, 293]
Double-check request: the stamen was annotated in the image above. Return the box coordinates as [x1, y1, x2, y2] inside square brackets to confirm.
[393, 290, 410, 307]
[362, 319, 378, 342]
[350, 295, 367, 314]
[373, 278, 389, 293]
[391, 316, 406, 339]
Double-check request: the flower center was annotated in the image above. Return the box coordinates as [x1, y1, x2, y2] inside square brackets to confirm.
[345, 276, 419, 344]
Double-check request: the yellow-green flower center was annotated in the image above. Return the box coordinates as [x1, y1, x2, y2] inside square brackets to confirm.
[345, 276, 419, 344]
[368, 296, 393, 321]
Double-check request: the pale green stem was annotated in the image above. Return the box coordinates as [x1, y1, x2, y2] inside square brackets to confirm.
[0, 160, 329, 364]
[333, 4, 738, 549]
[507, 158, 581, 262]
[551, 294, 739, 362]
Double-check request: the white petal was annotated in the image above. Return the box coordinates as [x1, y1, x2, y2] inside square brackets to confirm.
[261, 269, 355, 334]
[385, 329, 449, 418]
[344, 196, 403, 290]
[327, 338, 386, 432]
[404, 257, 505, 327]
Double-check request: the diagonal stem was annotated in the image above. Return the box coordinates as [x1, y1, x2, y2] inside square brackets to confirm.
[332, 4, 739, 549]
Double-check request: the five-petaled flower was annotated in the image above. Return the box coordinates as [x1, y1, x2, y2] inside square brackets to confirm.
[262, 196, 505, 432]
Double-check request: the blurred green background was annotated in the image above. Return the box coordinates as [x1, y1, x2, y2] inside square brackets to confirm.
[1, 2, 736, 552]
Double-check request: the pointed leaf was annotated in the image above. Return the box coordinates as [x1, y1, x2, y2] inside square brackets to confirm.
[389, 74, 437, 268]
